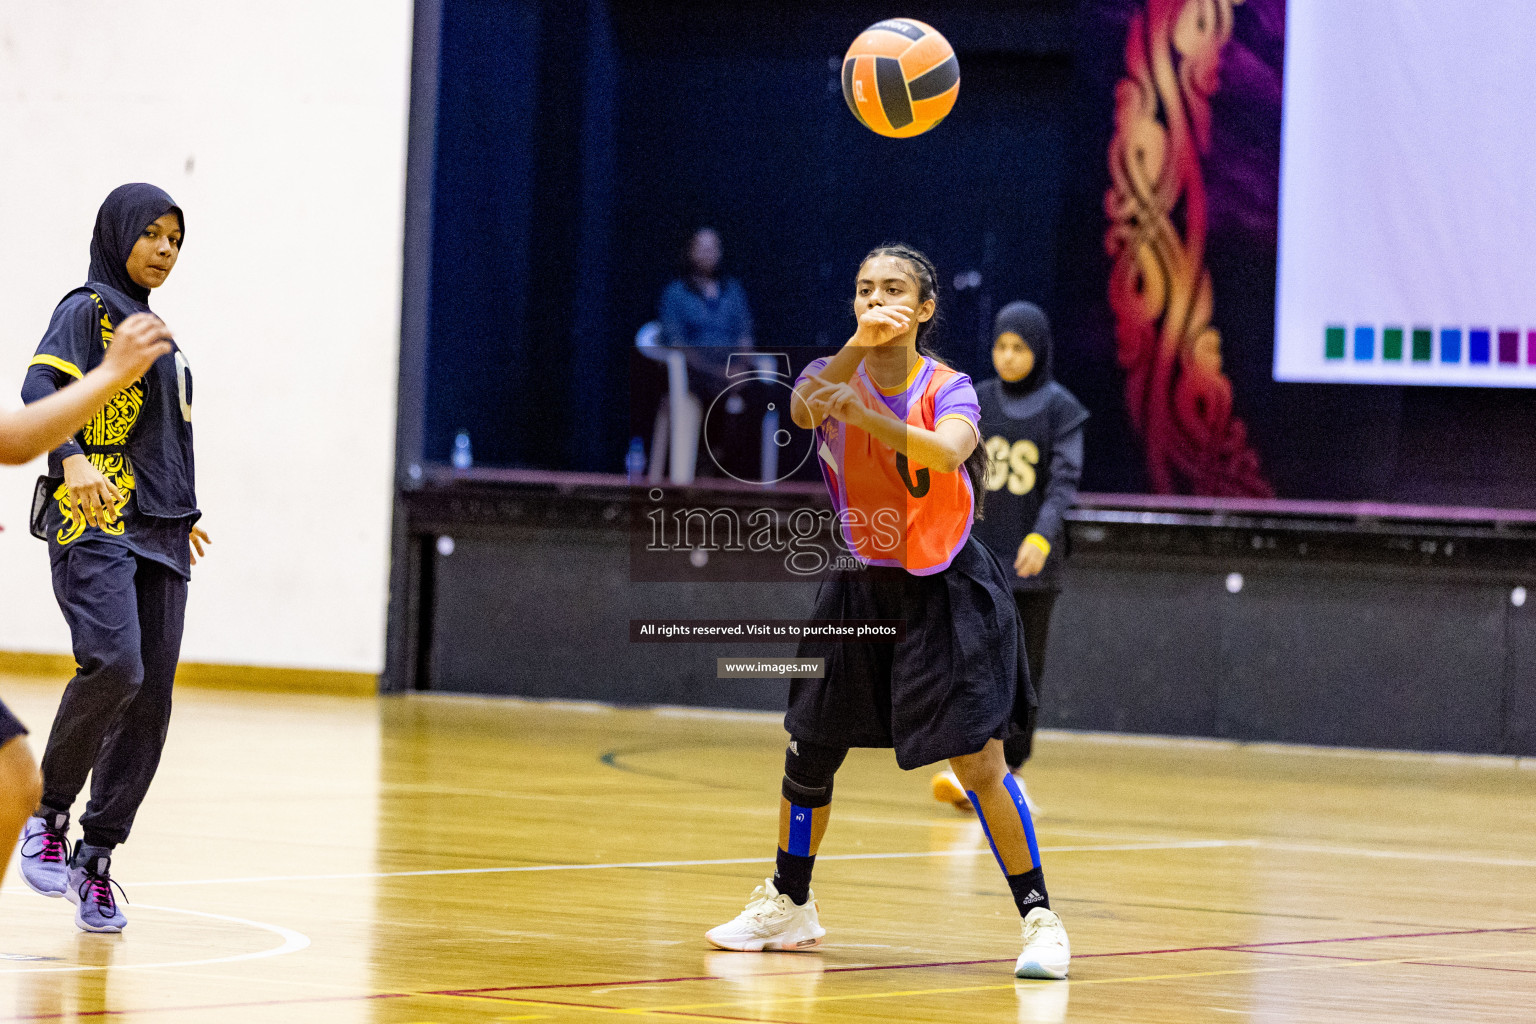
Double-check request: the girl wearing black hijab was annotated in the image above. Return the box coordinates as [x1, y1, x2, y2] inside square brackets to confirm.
[0, 298, 172, 918]
[15, 183, 204, 933]
[932, 301, 1088, 816]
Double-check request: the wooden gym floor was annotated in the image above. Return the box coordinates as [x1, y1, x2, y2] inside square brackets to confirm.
[1, 673, 1533, 1023]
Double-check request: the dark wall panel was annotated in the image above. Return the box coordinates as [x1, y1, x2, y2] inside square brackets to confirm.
[1043, 565, 1224, 737]
[1501, 595, 1536, 756]
[428, 531, 812, 709]
[1217, 570, 1509, 752]
[415, 507, 1536, 757]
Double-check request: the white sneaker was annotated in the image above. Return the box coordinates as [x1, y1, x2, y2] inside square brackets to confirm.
[18, 815, 71, 897]
[1015, 907, 1070, 979]
[706, 878, 826, 952]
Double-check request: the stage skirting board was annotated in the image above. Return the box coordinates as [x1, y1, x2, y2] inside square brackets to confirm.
[386, 469, 1536, 756]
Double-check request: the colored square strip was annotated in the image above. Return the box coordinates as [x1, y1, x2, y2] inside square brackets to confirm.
[1324, 324, 1536, 367]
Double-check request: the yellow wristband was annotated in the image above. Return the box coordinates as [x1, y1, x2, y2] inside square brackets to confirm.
[1024, 533, 1051, 557]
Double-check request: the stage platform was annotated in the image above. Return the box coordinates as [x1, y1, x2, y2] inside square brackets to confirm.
[384, 468, 1536, 756]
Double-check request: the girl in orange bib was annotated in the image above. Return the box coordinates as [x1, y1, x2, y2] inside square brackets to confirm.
[705, 245, 1071, 979]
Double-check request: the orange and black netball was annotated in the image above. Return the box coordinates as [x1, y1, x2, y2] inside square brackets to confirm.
[841, 18, 960, 138]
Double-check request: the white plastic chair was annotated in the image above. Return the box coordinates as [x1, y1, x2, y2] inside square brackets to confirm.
[635, 321, 700, 485]
[724, 352, 789, 486]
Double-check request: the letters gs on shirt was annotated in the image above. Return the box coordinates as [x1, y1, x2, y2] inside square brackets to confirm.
[984, 436, 1038, 495]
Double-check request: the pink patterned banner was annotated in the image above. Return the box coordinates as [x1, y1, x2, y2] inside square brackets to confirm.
[1105, 0, 1272, 496]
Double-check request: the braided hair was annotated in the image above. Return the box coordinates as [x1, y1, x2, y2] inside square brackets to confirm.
[858, 244, 988, 520]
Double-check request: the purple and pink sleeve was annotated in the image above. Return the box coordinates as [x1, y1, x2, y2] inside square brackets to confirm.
[794, 356, 832, 392]
[933, 374, 980, 441]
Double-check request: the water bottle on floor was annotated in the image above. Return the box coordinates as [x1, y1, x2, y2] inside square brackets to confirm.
[451, 431, 473, 470]
[625, 437, 647, 483]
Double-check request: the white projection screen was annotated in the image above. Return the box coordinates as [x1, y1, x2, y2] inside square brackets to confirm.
[1274, 0, 1536, 387]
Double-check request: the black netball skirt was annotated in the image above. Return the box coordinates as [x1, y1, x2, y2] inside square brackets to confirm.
[0, 697, 26, 746]
[785, 536, 1036, 770]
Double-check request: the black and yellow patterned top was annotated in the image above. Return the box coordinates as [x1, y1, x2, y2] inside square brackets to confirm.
[21, 289, 198, 578]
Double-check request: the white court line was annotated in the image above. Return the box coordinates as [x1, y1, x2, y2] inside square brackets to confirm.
[1255, 841, 1536, 870]
[0, 904, 309, 975]
[378, 782, 1004, 830]
[2, 840, 1251, 893]
[6, 837, 1526, 896]
[653, 707, 783, 723]
[12, 836, 1526, 898]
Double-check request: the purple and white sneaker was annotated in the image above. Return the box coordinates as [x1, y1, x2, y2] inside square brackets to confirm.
[68, 851, 128, 933]
[18, 814, 70, 897]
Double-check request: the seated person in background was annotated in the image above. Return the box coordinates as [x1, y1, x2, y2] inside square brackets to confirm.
[655, 227, 758, 477]
[659, 227, 753, 350]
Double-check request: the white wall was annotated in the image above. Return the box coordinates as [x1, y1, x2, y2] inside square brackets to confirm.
[0, 2, 414, 672]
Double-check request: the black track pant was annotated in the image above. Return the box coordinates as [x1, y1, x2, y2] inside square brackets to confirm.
[0, 698, 25, 746]
[39, 540, 186, 849]
[1003, 590, 1058, 769]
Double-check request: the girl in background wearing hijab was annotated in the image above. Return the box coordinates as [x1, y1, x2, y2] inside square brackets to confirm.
[15, 184, 204, 933]
[932, 302, 1088, 816]
[0, 313, 173, 914]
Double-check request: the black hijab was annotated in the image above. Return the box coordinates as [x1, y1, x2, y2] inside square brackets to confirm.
[86, 183, 184, 320]
[993, 301, 1053, 397]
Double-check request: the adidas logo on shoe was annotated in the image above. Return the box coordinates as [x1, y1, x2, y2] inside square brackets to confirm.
[1021, 889, 1044, 904]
